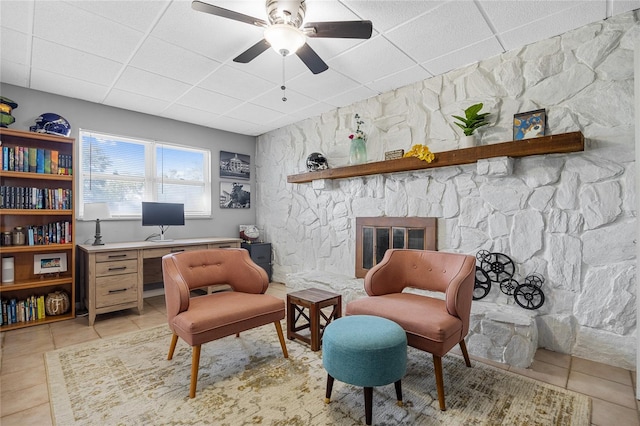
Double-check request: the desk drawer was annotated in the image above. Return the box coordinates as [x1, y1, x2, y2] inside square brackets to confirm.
[96, 274, 137, 308]
[143, 245, 209, 259]
[96, 250, 137, 263]
[209, 242, 239, 249]
[95, 259, 138, 277]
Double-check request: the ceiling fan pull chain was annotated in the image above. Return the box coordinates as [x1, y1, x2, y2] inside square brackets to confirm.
[281, 54, 287, 102]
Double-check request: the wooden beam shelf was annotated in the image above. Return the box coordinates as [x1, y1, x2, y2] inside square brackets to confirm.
[287, 131, 584, 184]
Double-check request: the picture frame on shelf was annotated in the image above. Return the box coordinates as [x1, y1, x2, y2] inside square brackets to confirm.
[513, 109, 546, 140]
[220, 151, 250, 180]
[220, 182, 251, 209]
[33, 252, 67, 274]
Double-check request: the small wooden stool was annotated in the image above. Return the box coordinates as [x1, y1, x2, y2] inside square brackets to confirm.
[287, 288, 342, 351]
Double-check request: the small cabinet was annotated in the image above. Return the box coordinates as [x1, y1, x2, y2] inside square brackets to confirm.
[242, 242, 272, 282]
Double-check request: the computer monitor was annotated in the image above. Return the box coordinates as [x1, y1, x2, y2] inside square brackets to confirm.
[141, 202, 185, 241]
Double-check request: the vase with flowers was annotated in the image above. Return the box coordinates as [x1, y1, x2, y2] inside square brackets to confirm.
[349, 113, 367, 165]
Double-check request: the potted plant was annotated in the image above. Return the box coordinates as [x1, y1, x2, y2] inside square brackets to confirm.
[452, 103, 490, 148]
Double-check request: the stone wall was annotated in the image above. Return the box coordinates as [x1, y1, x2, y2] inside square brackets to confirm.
[256, 11, 638, 369]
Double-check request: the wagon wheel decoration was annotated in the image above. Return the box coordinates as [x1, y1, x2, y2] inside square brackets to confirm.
[476, 249, 490, 263]
[525, 273, 545, 288]
[480, 252, 515, 284]
[514, 283, 545, 310]
[473, 266, 492, 300]
[499, 278, 519, 296]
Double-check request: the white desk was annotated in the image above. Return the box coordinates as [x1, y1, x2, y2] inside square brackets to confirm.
[77, 237, 242, 325]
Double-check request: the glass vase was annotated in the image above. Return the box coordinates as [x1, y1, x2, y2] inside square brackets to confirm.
[349, 138, 367, 165]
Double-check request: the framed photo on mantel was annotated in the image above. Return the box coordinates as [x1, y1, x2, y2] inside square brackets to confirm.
[513, 109, 546, 140]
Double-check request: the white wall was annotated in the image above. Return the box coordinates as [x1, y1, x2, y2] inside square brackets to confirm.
[1, 84, 257, 245]
[256, 10, 638, 369]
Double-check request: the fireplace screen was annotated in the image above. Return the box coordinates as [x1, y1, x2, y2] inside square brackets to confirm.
[356, 217, 437, 278]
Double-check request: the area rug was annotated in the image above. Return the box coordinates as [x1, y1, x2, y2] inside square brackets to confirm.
[45, 324, 590, 425]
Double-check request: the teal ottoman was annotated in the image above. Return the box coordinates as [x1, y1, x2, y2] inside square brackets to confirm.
[322, 315, 407, 425]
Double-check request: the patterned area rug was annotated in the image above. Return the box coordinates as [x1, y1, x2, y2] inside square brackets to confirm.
[45, 324, 590, 425]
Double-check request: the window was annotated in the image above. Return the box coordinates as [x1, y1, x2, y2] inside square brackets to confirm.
[78, 130, 211, 218]
[355, 217, 437, 278]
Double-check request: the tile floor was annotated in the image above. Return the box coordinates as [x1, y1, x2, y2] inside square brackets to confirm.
[1, 283, 638, 426]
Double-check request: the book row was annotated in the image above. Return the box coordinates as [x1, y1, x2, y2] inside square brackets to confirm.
[1, 145, 73, 175]
[1, 295, 46, 326]
[5, 221, 72, 245]
[0, 186, 72, 210]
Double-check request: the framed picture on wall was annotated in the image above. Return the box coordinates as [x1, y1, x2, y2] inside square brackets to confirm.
[513, 109, 546, 140]
[220, 151, 250, 180]
[220, 182, 251, 209]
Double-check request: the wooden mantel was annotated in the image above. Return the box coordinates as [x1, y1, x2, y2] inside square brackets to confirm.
[287, 131, 584, 184]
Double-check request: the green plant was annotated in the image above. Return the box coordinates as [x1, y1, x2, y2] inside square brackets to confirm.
[452, 103, 490, 136]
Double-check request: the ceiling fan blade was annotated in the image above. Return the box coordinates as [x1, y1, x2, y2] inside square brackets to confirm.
[234, 39, 271, 63]
[296, 43, 329, 74]
[192, 1, 267, 28]
[304, 20, 373, 39]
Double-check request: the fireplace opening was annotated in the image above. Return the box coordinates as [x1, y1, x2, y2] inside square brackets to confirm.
[355, 217, 437, 278]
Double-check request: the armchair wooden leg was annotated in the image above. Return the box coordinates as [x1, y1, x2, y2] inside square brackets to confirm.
[274, 321, 289, 358]
[189, 345, 201, 399]
[395, 380, 404, 406]
[168, 333, 178, 360]
[459, 339, 472, 367]
[433, 355, 446, 411]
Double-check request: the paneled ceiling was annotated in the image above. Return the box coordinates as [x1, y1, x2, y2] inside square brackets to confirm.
[1, 1, 637, 136]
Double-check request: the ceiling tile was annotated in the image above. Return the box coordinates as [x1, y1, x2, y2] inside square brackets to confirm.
[65, 0, 170, 31]
[198, 65, 274, 100]
[251, 86, 317, 114]
[32, 39, 123, 86]
[130, 36, 221, 85]
[328, 35, 416, 84]
[365, 65, 433, 94]
[286, 68, 359, 102]
[611, 1, 640, 15]
[0, 0, 33, 33]
[30, 69, 110, 103]
[114, 67, 192, 103]
[103, 88, 170, 116]
[481, 1, 592, 34]
[324, 85, 378, 108]
[1, 61, 30, 87]
[224, 103, 282, 126]
[290, 101, 335, 121]
[423, 37, 504, 76]
[151, 1, 265, 62]
[498, 2, 605, 51]
[227, 47, 310, 84]
[345, 0, 444, 32]
[161, 103, 220, 128]
[33, 1, 144, 63]
[385, 1, 495, 63]
[176, 86, 244, 115]
[1, 28, 30, 65]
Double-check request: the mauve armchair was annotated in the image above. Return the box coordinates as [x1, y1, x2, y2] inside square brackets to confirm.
[162, 248, 288, 398]
[346, 249, 476, 411]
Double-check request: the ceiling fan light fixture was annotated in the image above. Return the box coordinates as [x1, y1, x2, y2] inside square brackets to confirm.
[264, 24, 306, 56]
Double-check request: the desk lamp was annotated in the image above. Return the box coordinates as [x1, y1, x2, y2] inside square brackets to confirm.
[84, 202, 111, 246]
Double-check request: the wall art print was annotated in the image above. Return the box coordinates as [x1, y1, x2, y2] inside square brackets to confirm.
[513, 109, 546, 140]
[220, 182, 251, 209]
[220, 151, 250, 180]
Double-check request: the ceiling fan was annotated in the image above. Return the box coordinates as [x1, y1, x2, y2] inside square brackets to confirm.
[192, 0, 373, 75]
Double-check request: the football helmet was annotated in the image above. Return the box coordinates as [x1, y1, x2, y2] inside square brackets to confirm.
[29, 113, 71, 137]
[306, 152, 329, 171]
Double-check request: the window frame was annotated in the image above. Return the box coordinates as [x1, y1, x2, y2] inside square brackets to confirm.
[77, 129, 211, 219]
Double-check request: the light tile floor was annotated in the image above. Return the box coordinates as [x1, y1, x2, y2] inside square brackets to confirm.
[1, 283, 638, 426]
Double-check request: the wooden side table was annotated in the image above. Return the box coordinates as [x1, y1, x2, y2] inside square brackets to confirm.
[287, 288, 342, 351]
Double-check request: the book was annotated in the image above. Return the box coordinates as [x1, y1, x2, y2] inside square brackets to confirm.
[28, 147, 37, 172]
[36, 149, 44, 173]
[2, 146, 7, 170]
[44, 149, 51, 174]
[51, 150, 58, 174]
